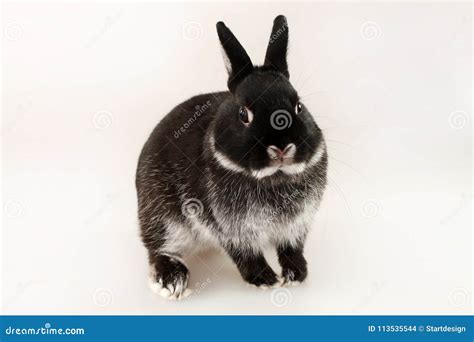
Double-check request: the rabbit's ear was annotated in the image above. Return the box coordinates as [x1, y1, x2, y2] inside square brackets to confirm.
[216, 21, 254, 93]
[264, 15, 289, 78]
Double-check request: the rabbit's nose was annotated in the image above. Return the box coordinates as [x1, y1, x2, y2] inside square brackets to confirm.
[267, 143, 296, 160]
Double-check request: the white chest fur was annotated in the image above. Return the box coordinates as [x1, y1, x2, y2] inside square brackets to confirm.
[160, 193, 320, 256]
[207, 196, 319, 253]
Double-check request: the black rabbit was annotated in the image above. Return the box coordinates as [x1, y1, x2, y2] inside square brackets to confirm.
[136, 15, 327, 299]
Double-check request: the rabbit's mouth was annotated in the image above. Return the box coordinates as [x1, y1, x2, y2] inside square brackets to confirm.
[261, 143, 299, 175]
[251, 140, 326, 179]
[209, 134, 326, 180]
[250, 161, 303, 179]
[267, 144, 296, 163]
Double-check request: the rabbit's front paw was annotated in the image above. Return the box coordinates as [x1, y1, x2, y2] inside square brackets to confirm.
[278, 246, 308, 285]
[148, 254, 192, 300]
[245, 266, 280, 289]
[228, 250, 281, 289]
[281, 264, 307, 286]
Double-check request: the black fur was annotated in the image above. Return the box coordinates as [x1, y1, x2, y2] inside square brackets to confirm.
[213, 69, 322, 171]
[227, 245, 279, 287]
[136, 15, 327, 297]
[216, 21, 253, 93]
[151, 254, 189, 292]
[264, 15, 290, 78]
[277, 244, 308, 284]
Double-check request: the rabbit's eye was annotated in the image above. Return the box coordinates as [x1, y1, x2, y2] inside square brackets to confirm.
[239, 106, 253, 125]
[295, 102, 303, 114]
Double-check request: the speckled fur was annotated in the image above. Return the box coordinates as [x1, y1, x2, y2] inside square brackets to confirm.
[136, 15, 328, 298]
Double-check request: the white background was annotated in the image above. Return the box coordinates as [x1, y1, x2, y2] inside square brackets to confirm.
[2, 2, 472, 314]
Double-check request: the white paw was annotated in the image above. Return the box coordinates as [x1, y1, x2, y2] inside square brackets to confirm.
[281, 269, 304, 287]
[282, 280, 301, 287]
[255, 284, 271, 290]
[275, 276, 285, 287]
[148, 266, 192, 300]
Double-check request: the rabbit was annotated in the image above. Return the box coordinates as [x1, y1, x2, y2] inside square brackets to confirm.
[136, 15, 327, 300]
